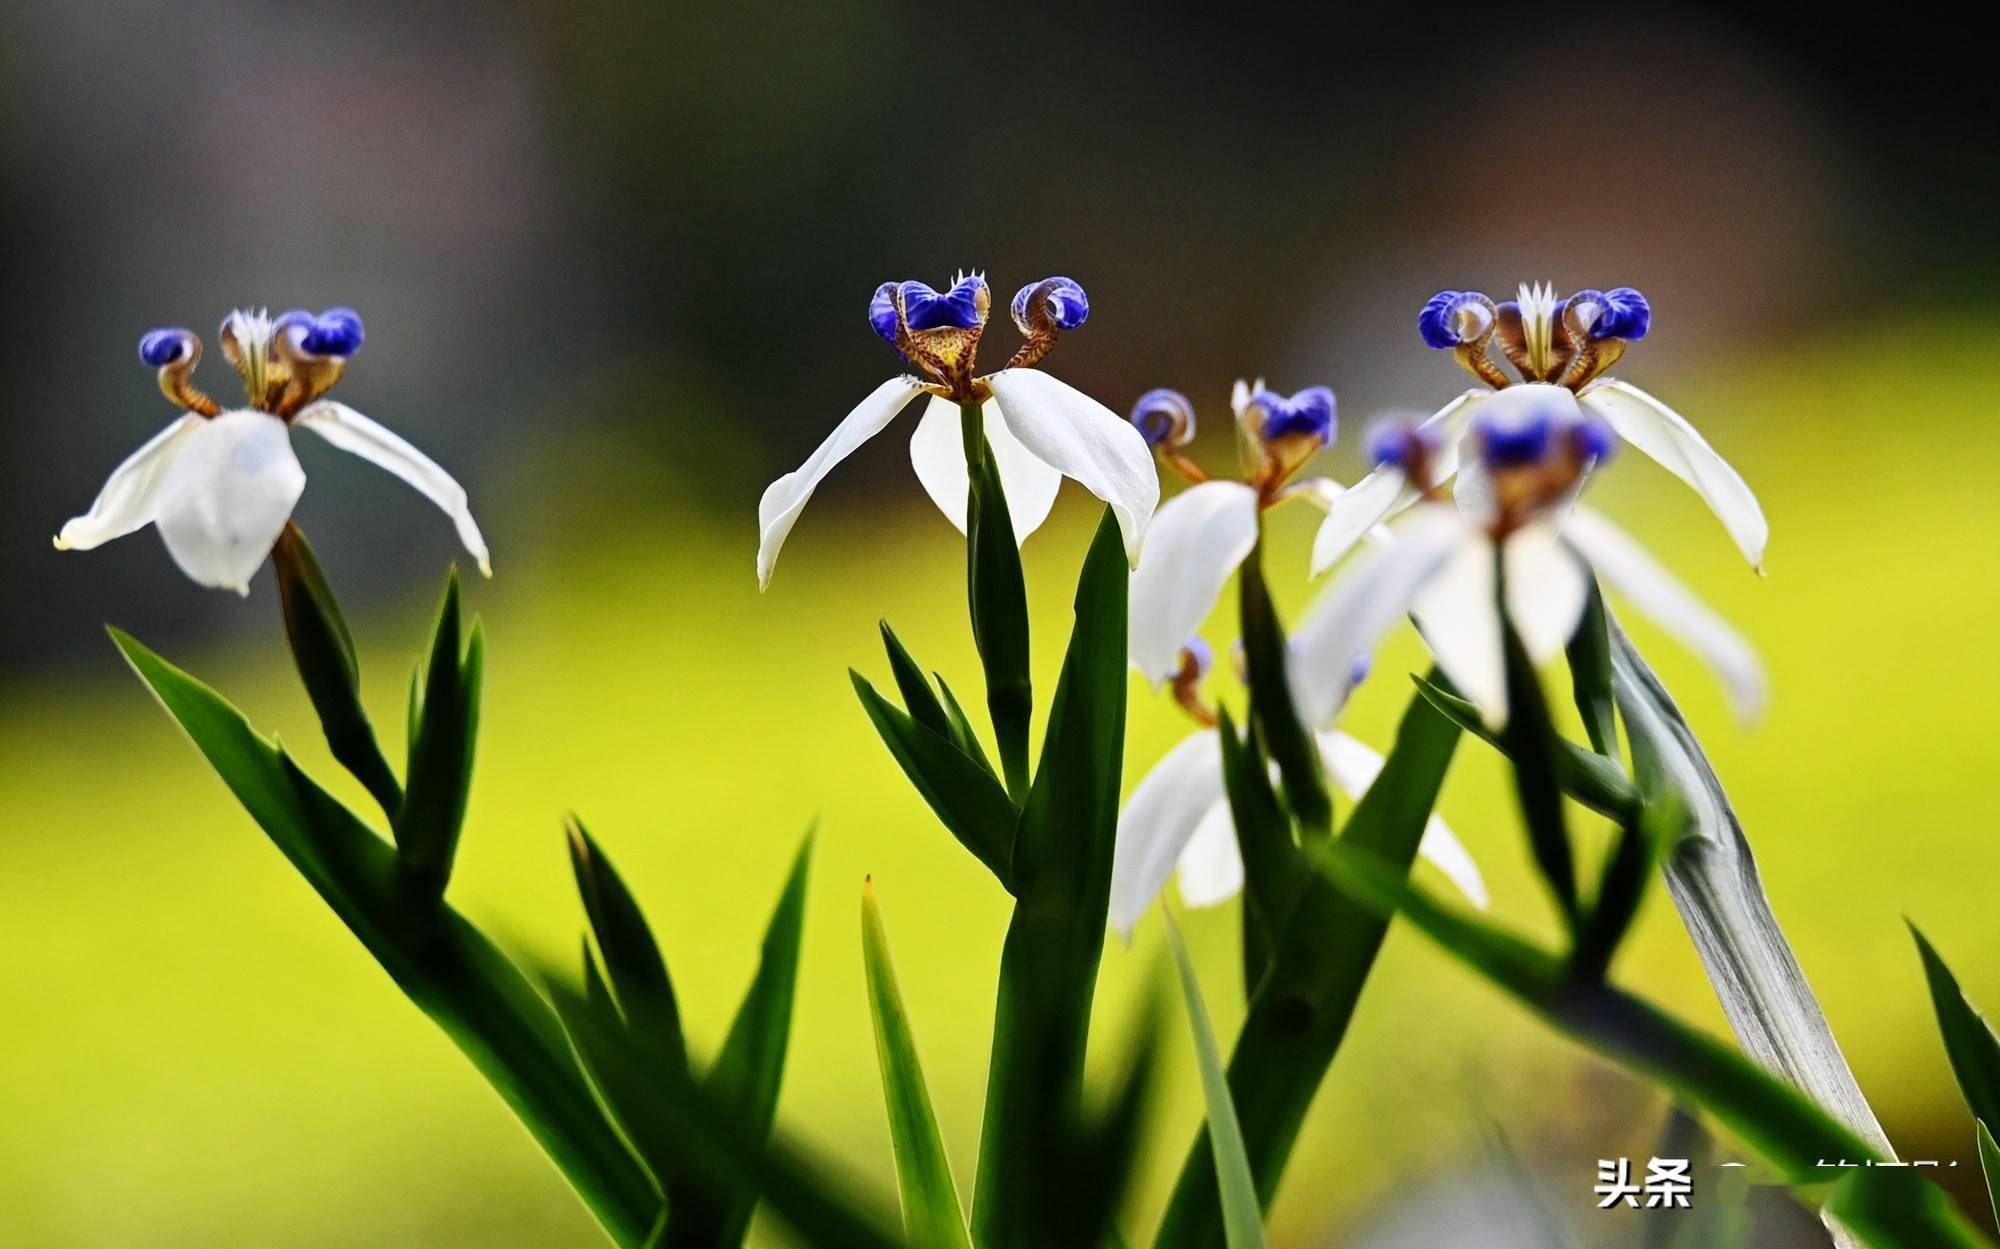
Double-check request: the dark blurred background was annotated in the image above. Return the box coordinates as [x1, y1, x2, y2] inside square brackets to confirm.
[4, 5, 1997, 1248]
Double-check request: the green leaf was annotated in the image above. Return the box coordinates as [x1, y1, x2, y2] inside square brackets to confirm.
[271, 522, 402, 816]
[861, 880, 973, 1249]
[879, 622, 951, 740]
[1573, 789, 1681, 983]
[852, 672, 1018, 888]
[1566, 575, 1618, 757]
[567, 816, 688, 1072]
[545, 979, 907, 1249]
[1153, 682, 1460, 1249]
[395, 573, 482, 892]
[1912, 925, 2000, 1156]
[113, 629, 659, 1248]
[1213, 706, 1303, 996]
[1162, 910, 1269, 1249]
[972, 509, 1127, 1249]
[933, 672, 997, 779]
[961, 402, 1032, 798]
[705, 833, 815, 1248]
[1978, 1120, 2000, 1233]
[1498, 599, 1578, 926]
[1237, 543, 1332, 839]
[1412, 674, 1637, 820]
[1822, 1165, 1997, 1249]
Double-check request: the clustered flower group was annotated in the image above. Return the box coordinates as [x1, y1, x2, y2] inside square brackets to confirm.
[57, 276, 1768, 939]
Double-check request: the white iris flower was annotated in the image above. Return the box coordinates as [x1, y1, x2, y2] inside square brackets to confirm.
[55, 308, 489, 595]
[1310, 282, 1768, 578]
[755, 273, 1159, 589]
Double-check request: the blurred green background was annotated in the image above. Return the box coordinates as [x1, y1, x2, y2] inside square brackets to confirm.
[4, 5, 1998, 1247]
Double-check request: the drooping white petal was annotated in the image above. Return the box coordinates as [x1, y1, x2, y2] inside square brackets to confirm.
[152, 409, 306, 594]
[1578, 378, 1769, 572]
[756, 376, 927, 588]
[985, 368, 1160, 566]
[54, 413, 205, 551]
[906, 394, 1061, 542]
[1174, 798, 1245, 910]
[1318, 731, 1487, 908]
[1110, 729, 1224, 938]
[1564, 505, 1768, 722]
[1309, 388, 1490, 575]
[1128, 481, 1260, 685]
[294, 399, 491, 577]
[1290, 504, 1469, 728]
[1412, 519, 1589, 726]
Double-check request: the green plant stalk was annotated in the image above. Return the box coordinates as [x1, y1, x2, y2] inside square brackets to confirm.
[1237, 538, 1331, 840]
[961, 401, 1032, 799]
[970, 512, 1127, 1249]
[1152, 683, 1460, 1249]
[114, 632, 659, 1247]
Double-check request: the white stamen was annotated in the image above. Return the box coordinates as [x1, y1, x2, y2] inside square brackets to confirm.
[224, 308, 277, 397]
[1517, 281, 1560, 378]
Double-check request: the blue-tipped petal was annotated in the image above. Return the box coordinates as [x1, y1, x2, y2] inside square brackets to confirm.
[1418, 289, 1493, 349]
[1258, 386, 1336, 443]
[1014, 276, 1089, 330]
[1131, 387, 1196, 448]
[900, 273, 987, 331]
[1573, 415, 1616, 463]
[1347, 651, 1372, 692]
[138, 328, 194, 368]
[1181, 636, 1214, 680]
[1475, 405, 1554, 467]
[868, 282, 901, 347]
[1367, 422, 1418, 470]
[306, 307, 364, 357]
[1594, 286, 1650, 340]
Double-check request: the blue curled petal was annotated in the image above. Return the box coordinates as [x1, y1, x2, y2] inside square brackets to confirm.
[1181, 635, 1214, 680]
[1130, 387, 1195, 447]
[868, 282, 901, 348]
[1419, 290, 1468, 349]
[1014, 276, 1090, 330]
[1260, 385, 1336, 443]
[138, 327, 194, 368]
[305, 307, 365, 357]
[1593, 286, 1651, 341]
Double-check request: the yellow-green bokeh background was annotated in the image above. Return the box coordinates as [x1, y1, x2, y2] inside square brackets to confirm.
[6, 318, 1998, 1245]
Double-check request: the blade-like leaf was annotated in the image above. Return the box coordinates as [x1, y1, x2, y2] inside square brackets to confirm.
[1213, 706, 1302, 996]
[705, 833, 816, 1248]
[568, 816, 688, 1072]
[933, 672, 997, 779]
[1822, 1165, 1995, 1249]
[1154, 681, 1460, 1249]
[1499, 604, 1577, 926]
[1912, 924, 2000, 1141]
[1566, 575, 1618, 757]
[395, 573, 481, 891]
[862, 880, 973, 1249]
[113, 629, 658, 1247]
[853, 672, 1018, 887]
[961, 402, 1032, 798]
[1237, 544, 1332, 839]
[972, 509, 1128, 1249]
[1162, 910, 1268, 1249]
[1573, 789, 1682, 983]
[1979, 1120, 2000, 1233]
[546, 979, 906, 1249]
[1412, 674, 1637, 820]
[879, 621, 951, 740]
[272, 522, 402, 816]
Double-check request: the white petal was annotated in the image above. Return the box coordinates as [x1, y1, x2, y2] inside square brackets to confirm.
[54, 413, 205, 551]
[756, 376, 927, 589]
[1290, 504, 1468, 728]
[1564, 505, 1768, 722]
[1128, 481, 1260, 685]
[152, 410, 306, 594]
[1110, 730, 1224, 938]
[1412, 520, 1588, 727]
[1309, 388, 1490, 575]
[294, 400, 491, 577]
[906, 394, 1061, 542]
[985, 368, 1160, 566]
[1318, 731, 1487, 908]
[1578, 378, 1769, 572]
[1175, 799, 1245, 910]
